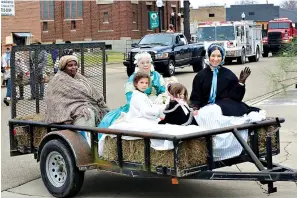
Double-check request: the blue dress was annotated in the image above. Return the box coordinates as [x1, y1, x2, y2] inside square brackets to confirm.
[98, 71, 166, 139]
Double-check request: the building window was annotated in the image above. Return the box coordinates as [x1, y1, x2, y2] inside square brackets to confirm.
[43, 22, 48, 31]
[40, 0, 54, 20]
[133, 11, 136, 23]
[209, 13, 215, 17]
[96, 0, 114, 4]
[103, 12, 109, 23]
[161, 7, 165, 30]
[132, 12, 137, 23]
[249, 12, 255, 16]
[147, 5, 152, 30]
[71, 20, 76, 30]
[65, 0, 83, 19]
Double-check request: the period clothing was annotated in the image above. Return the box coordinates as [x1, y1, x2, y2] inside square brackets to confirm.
[126, 90, 163, 124]
[190, 66, 253, 116]
[45, 71, 109, 125]
[159, 100, 198, 125]
[98, 70, 166, 129]
[190, 43, 259, 117]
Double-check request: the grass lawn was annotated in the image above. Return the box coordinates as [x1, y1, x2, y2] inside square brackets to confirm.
[47, 51, 124, 67]
[105, 51, 124, 63]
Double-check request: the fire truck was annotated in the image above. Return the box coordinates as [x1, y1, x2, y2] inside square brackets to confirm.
[197, 20, 263, 64]
[262, 18, 297, 57]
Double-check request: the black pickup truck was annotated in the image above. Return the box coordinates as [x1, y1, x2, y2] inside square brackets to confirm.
[123, 33, 206, 77]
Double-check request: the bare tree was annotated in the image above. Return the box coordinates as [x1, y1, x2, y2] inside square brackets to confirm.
[266, 40, 297, 92]
[280, 0, 297, 11]
[183, 0, 191, 42]
[235, 0, 258, 4]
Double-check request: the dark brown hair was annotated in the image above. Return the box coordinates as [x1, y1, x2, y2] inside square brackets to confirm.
[168, 83, 188, 101]
[133, 72, 151, 88]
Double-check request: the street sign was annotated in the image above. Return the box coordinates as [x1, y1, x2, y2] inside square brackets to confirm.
[1, 0, 15, 16]
[149, 11, 159, 29]
[156, 0, 163, 7]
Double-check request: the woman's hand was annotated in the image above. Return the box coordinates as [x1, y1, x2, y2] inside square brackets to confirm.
[239, 67, 251, 84]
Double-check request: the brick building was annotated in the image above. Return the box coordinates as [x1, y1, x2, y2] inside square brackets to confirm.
[40, 0, 181, 50]
[1, 1, 41, 51]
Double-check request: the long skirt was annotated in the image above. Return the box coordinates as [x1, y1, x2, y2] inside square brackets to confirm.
[97, 104, 130, 139]
[215, 98, 260, 117]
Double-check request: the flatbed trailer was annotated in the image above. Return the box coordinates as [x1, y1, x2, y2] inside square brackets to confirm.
[8, 43, 297, 198]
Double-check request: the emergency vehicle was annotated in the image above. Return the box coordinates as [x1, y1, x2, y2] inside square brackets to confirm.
[196, 20, 263, 64]
[262, 17, 297, 57]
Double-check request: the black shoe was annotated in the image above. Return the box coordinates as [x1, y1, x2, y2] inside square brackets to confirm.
[30, 96, 36, 100]
[17, 96, 24, 100]
[3, 98, 9, 106]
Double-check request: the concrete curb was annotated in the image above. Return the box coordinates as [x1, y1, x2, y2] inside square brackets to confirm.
[245, 84, 296, 106]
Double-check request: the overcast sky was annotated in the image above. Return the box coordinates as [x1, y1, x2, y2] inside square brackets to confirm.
[187, 0, 283, 8]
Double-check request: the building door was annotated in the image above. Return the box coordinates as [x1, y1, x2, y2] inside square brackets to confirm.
[12, 33, 32, 46]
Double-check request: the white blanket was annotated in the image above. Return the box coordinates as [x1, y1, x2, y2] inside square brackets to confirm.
[98, 104, 266, 161]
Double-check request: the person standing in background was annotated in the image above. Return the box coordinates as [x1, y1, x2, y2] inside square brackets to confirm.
[15, 51, 30, 100]
[166, 24, 175, 33]
[2, 44, 12, 106]
[29, 41, 48, 100]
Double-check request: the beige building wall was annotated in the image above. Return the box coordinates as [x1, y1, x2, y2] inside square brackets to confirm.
[190, 6, 226, 23]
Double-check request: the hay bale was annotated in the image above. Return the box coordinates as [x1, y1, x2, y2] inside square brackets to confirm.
[102, 136, 207, 169]
[14, 113, 47, 148]
[102, 122, 279, 170]
[255, 125, 278, 154]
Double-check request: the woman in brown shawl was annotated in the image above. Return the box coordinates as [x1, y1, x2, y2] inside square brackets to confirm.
[45, 55, 109, 132]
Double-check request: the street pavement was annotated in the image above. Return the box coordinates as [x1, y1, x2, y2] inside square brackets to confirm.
[1, 57, 297, 197]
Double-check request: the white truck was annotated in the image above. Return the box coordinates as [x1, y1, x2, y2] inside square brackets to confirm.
[196, 20, 263, 64]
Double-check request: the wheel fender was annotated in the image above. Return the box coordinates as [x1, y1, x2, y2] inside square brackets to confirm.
[169, 55, 175, 63]
[37, 130, 93, 167]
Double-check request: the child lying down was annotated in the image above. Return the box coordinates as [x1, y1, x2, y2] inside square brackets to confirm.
[98, 73, 267, 161]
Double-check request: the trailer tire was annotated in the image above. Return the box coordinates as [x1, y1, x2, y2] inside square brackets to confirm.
[40, 139, 85, 198]
[164, 59, 175, 77]
[127, 66, 135, 77]
[237, 48, 246, 64]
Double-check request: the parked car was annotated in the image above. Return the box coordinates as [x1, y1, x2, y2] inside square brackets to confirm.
[123, 33, 206, 77]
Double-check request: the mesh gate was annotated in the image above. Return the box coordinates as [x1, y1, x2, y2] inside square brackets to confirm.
[10, 43, 106, 119]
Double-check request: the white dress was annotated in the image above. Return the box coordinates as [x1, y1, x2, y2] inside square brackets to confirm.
[125, 90, 163, 124]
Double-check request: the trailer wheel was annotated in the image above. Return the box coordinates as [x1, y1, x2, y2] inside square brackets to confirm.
[192, 58, 204, 72]
[248, 47, 260, 62]
[237, 48, 246, 64]
[126, 66, 135, 77]
[164, 59, 175, 77]
[40, 139, 85, 198]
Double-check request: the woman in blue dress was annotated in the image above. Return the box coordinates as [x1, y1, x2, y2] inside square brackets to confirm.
[98, 52, 167, 136]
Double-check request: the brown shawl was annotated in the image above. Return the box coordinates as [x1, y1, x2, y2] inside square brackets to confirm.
[45, 71, 109, 124]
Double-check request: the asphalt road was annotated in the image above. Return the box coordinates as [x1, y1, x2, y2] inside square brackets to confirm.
[1, 57, 297, 197]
